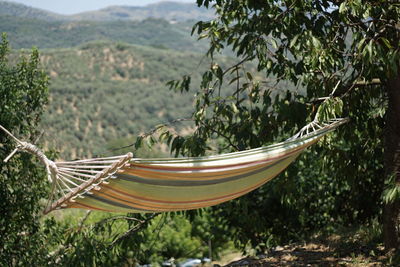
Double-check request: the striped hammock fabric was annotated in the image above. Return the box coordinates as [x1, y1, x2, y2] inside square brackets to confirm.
[42, 118, 347, 214]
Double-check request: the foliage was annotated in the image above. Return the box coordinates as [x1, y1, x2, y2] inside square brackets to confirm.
[383, 174, 400, 205]
[0, 34, 204, 267]
[0, 20, 240, 266]
[2, 0, 399, 263]
[133, 210, 233, 263]
[0, 15, 208, 52]
[161, 0, 400, 251]
[138, 214, 204, 263]
[37, 41, 197, 158]
[43, 210, 226, 266]
[26, 41, 239, 159]
[44, 212, 157, 266]
[0, 33, 50, 266]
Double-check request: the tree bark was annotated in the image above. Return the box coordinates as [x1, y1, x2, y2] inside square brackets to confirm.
[384, 71, 400, 251]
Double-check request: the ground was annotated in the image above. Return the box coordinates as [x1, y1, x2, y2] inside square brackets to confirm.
[213, 231, 399, 266]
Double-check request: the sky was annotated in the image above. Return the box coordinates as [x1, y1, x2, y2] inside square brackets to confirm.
[8, 0, 196, 15]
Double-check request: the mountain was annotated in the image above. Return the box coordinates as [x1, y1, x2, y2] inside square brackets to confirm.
[71, 1, 214, 22]
[0, 1, 211, 52]
[0, 1, 224, 159]
[34, 41, 240, 159]
[0, 1, 214, 22]
[0, 1, 66, 21]
[0, 15, 208, 51]
[35, 41, 216, 159]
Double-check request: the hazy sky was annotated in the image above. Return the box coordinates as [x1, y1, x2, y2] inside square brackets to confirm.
[8, 0, 196, 15]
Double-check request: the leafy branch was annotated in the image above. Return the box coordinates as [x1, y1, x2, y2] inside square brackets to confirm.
[110, 213, 159, 247]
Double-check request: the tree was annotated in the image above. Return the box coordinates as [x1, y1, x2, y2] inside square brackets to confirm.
[164, 0, 400, 251]
[0, 33, 164, 266]
[0, 34, 50, 265]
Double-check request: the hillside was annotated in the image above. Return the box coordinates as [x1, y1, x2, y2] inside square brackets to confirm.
[0, 1, 214, 22]
[71, 1, 214, 22]
[0, 15, 207, 51]
[36, 41, 216, 159]
[0, 0, 65, 21]
[0, 1, 226, 159]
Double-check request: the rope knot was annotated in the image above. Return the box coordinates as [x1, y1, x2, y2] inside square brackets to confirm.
[1, 124, 58, 182]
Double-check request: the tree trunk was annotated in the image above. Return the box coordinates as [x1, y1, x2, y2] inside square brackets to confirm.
[384, 71, 400, 251]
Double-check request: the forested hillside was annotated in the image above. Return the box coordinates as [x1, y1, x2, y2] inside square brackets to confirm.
[0, 0, 64, 21]
[0, 0, 214, 22]
[0, 1, 216, 159]
[0, 16, 207, 51]
[37, 41, 213, 159]
[0, 1, 211, 51]
[70, 1, 214, 22]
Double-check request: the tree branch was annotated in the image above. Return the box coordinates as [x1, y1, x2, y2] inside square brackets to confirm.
[198, 119, 241, 151]
[110, 213, 159, 248]
[106, 118, 193, 153]
[310, 78, 382, 104]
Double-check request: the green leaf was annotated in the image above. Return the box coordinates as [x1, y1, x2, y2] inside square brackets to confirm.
[216, 65, 223, 81]
[380, 37, 392, 49]
[367, 40, 373, 57]
[311, 36, 320, 48]
[246, 72, 253, 81]
[231, 103, 239, 113]
[229, 76, 240, 85]
[339, 2, 347, 14]
[135, 136, 143, 149]
[271, 39, 278, 49]
[289, 34, 300, 48]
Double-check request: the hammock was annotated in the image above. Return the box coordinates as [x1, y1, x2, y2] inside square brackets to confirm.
[0, 118, 347, 214]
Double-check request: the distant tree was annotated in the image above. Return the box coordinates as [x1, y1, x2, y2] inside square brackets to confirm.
[165, 0, 400, 251]
[0, 34, 50, 265]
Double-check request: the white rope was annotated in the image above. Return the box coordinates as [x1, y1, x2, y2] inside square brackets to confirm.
[60, 176, 80, 187]
[1, 125, 134, 214]
[0, 124, 58, 183]
[58, 170, 89, 182]
[58, 167, 103, 174]
[58, 169, 96, 179]
[57, 175, 74, 192]
[0, 124, 22, 144]
[55, 180, 66, 197]
[55, 156, 125, 164]
[4, 147, 19, 162]
[57, 164, 115, 169]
